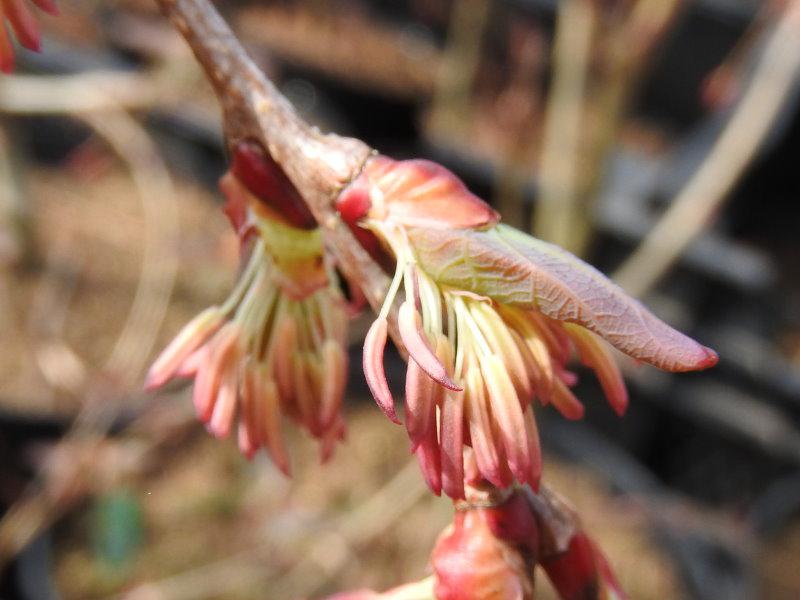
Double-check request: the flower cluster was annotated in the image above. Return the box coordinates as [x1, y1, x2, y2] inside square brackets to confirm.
[0, 0, 57, 73]
[147, 142, 349, 473]
[339, 156, 717, 499]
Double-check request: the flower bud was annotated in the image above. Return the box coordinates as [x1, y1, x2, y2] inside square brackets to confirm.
[432, 509, 534, 600]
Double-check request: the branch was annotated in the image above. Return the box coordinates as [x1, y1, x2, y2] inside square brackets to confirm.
[613, 0, 800, 297]
[154, 0, 393, 326]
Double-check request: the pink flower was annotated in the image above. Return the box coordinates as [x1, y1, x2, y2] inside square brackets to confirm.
[0, 0, 57, 73]
[338, 156, 718, 498]
[147, 143, 349, 473]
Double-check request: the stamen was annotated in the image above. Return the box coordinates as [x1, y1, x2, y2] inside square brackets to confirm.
[320, 341, 347, 429]
[470, 302, 532, 402]
[363, 317, 400, 423]
[453, 296, 493, 359]
[220, 241, 266, 315]
[440, 390, 465, 499]
[255, 370, 291, 476]
[398, 301, 461, 391]
[481, 354, 530, 484]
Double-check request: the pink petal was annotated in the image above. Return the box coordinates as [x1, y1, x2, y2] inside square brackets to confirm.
[320, 340, 348, 430]
[551, 378, 585, 420]
[556, 366, 579, 387]
[319, 417, 346, 464]
[256, 372, 291, 476]
[481, 354, 530, 484]
[32, 0, 59, 16]
[192, 325, 239, 422]
[174, 348, 204, 379]
[237, 421, 257, 460]
[565, 324, 629, 417]
[239, 366, 262, 454]
[522, 406, 542, 491]
[470, 303, 532, 403]
[440, 390, 465, 499]
[464, 366, 506, 488]
[415, 426, 442, 496]
[498, 307, 555, 402]
[191, 347, 217, 421]
[528, 312, 570, 367]
[5, 0, 40, 51]
[273, 316, 297, 405]
[508, 329, 540, 406]
[293, 353, 321, 436]
[363, 317, 400, 423]
[404, 357, 437, 450]
[207, 365, 238, 438]
[145, 307, 223, 391]
[398, 301, 461, 391]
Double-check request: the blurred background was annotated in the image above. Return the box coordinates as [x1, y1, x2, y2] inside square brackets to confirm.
[1, 0, 799, 598]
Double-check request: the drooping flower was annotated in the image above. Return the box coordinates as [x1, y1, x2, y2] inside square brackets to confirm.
[147, 141, 349, 473]
[338, 156, 718, 498]
[0, 0, 58, 73]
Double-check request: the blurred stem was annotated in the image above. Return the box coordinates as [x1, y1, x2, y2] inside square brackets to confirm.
[613, 0, 800, 297]
[532, 0, 596, 255]
[534, 0, 682, 257]
[428, 0, 491, 139]
[579, 0, 682, 233]
[0, 126, 36, 265]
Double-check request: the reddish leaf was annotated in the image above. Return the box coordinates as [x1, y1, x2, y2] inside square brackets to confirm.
[407, 224, 718, 373]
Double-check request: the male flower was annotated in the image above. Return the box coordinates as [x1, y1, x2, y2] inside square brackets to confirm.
[339, 157, 717, 498]
[147, 142, 349, 473]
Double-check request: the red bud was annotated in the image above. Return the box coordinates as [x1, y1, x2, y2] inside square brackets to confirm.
[230, 140, 316, 229]
[481, 491, 540, 554]
[433, 510, 534, 600]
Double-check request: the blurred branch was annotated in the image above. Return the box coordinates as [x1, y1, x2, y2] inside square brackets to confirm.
[0, 127, 35, 264]
[613, 0, 800, 296]
[0, 72, 160, 112]
[577, 0, 682, 240]
[0, 83, 180, 389]
[428, 0, 491, 138]
[120, 459, 429, 600]
[0, 90, 179, 564]
[533, 0, 682, 256]
[532, 0, 596, 254]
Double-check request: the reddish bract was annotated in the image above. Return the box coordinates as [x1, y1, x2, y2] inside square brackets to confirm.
[231, 140, 317, 229]
[338, 155, 500, 229]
